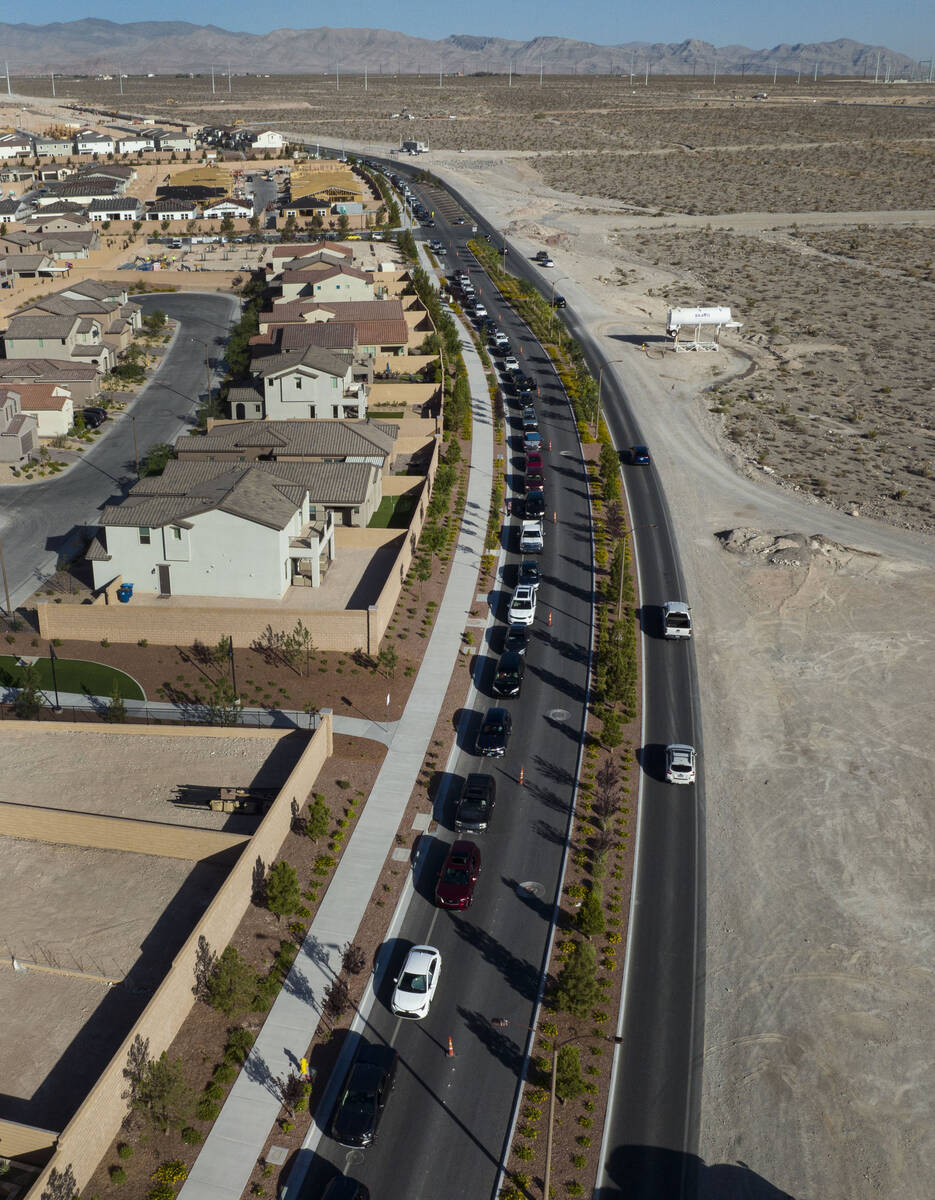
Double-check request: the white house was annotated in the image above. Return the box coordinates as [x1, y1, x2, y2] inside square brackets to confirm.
[203, 197, 253, 220]
[14, 382, 74, 437]
[88, 463, 337, 597]
[249, 130, 286, 151]
[146, 199, 198, 222]
[87, 197, 145, 222]
[0, 132, 33, 159]
[153, 132, 195, 152]
[255, 345, 368, 420]
[277, 264, 375, 304]
[116, 135, 155, 154]
[74, 131, 115, 156]
[34, 137, 73, 158]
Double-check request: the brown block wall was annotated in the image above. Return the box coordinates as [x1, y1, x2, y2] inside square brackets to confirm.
[26, 714, 333, 1198]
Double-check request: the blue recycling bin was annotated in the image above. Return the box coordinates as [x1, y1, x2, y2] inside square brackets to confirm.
[116, 583, 134, 603]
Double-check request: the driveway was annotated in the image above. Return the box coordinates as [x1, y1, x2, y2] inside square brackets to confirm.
[0, 292, 240, 612]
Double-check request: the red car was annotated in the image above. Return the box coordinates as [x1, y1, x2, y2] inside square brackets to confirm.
[435, 840, 482, 909]
[525, 451, 544, 473]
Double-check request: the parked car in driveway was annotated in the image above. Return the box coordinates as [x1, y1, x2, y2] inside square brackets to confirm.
[331, 1042, 398, 1147]
[492, 650, 526, 697]
[435, 840, 482, 909]
[475, 706, 512, 757]
[81, 407, 108, 428]
[454, 772, 496, 832]
[391, 945, 442, 1018]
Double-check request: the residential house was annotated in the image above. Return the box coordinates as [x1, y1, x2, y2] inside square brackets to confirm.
[87, 461, 337, 597]
[36, 180, 121, 208]
[146, 198, 198, 222]
[3, 312, 114, 372]
[24, 209, 90, 233]
[258, 299, 414, 354]
[74, 130, 115, 156]
[280, 195, 329, 220]
[116, 135, 155, 154]
[202, 197, 253, 220]
[276, 263, 375, 305]
[22, 282, 142, 351]
[0, 196, 34, 222]
[152, 131, 195, 153]
[175, 418, 398, 472]
[0, 387, 39, 462]
[34, 137, 74, 158]
[14, 382, 74, 437]
[0, 166, 36, 184]
[0, 359, 99, 403]
[251, 345, 368, 420]
[37, 231, 99, 260]
[0, 253, 60, 281]
[270, 242, 352, 266]
[76, 164, 135, 185]
[87, 196, 144, 223]
[248, 130, 286, 151]
[0, 132, 33, 159]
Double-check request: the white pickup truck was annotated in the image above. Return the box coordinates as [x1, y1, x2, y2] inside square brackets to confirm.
[662, 601, 692, 639]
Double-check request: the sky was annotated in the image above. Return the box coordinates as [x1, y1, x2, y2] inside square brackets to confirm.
[17, 1, 934, 59]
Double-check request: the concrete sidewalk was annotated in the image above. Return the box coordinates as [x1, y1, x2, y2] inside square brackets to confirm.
[179, 267, 494, 1200]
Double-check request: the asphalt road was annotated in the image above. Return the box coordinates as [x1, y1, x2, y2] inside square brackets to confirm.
[0, 292, 239, 612]
[295, 173, 596, 1200]
[378, 160, 707, 1199]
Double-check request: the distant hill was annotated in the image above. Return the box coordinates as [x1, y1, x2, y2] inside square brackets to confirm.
[0, 20, 918, 79]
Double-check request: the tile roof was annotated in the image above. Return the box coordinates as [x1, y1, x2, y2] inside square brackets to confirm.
[70, 344, 108, 358]
[254, 343, 353, 379]
[13, 383, 71, 410]
[87, 198, 142, 213]
[5, 313, 79, 339]
[177, 418, 398, 459]
[99, 465, 304, 531]
[145, 457, 377, 506]
[277, 264, 371, 286]
[276, 322, 357, 351]
[0, 359, 98, 382]
[66, 280, 126, 302]
[272, 242, 351, 260]
[260, 298, 406, 326]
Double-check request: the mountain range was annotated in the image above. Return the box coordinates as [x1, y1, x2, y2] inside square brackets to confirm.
[0, 20, 919, 79]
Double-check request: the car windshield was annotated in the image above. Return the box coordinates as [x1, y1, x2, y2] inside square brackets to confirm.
[344, 1087, 374, 1106]
[399, 970, 428, 993]
[482, 720, 504, 735]
[443, 868, 470, 885]
[667, 613, 690, 627]
[671, 760, 691, 772]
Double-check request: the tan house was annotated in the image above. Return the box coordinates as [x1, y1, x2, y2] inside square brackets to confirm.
[176, 418, 399, 473]
[14, 382, 74, 437]
[276, 263, 376, 304]
[3, 312, 114, 373]
[0, 359, 100, 403]
[0, 387, 39, 463]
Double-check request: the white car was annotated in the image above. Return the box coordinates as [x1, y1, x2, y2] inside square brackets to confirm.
[665, 744, 696, 785]
[508, 584, 538, 626]
[493, 331, 510, 349]
[474, 303, 488, 319]
[662, 601, 692, 639]
[519, 519, 544, 553]
[540, 256, 554, 268]
[391, 945, 442, 1019]
[503, 355, 520, 372]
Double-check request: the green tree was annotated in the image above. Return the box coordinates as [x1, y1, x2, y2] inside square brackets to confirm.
[290, 619, 314, 676]
[249, 215, 260, 234]
[265, 860, 301, 922]
[599, 707, 624, 750]
[337, 213, 350, 235]
[554, 1043, 587, 1103]
[421, 523, 446, 564]
[377, 644, 398, 679]
[220, 214, 236, 238]
[14, 662, 44, 720]
[201, 679, 241, 726]
[553, 939, 601, 1018]
[204, 947, 260, 1016]
[576, 883, 605, 939]
[304, 794, 330, 842]
[143, 309, 167, 335]
[132, 1052, 193, 1135]
[140, 443, 175, 477]
[103, 681, 127, 723]
[413, 556, 432, 595]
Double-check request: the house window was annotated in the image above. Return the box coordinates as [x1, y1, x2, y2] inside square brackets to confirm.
[295, 378, 302, 389]
[171, 526, 183, 541]
[332, 406, 340, 419]
[309, 406, 316, 418]
[138, 526, 151, 545]
[266, 377, 273, 387]
[331, 377, 338, 388]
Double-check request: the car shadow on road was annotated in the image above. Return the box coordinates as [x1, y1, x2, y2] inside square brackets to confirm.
[636, 743, 667, 783]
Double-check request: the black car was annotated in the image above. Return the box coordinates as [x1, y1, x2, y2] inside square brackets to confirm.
[475, 706, 512, 758]
[521, 407, 538, 431]
[321, 1179, 370, 1200]
[518, 560, 541, 590]
[524, 489, 546, 518]
[454, 772, 497, 832]
[492, 650, 525, 698]
[81, 407, 108, 428]
[331, 1042, 398, 1148]
[551, 294, 567, 308]
[630, 444, 651, 465]
[503, 625, 529, 656]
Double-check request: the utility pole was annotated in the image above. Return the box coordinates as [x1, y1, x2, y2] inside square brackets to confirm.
[211, 65, 215, 94]
[644, 63, 649, 85]
[228, 63, 232, 93]
[50, 71, 55, 97]
[874, 51, 881, 83]
[5, 61, 10, 97]
[0, 533, 12, 620]
[509, 60, 513, 87]
[364, 65, 367, 90]
[773, 62, 778, 85]
[118, 68, 123, 95]
[814, 60, 819, 82]
[439, 59, 442, 88]
[796, 57, 802, 85]
[336, 61, 340, 91]
[539, 57, 543, 87]
[713, 56, 717, 86]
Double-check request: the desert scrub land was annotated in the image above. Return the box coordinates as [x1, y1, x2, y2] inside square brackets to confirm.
[613, 226, 935, 531]
[791, 223, 935, 281]
[56, 73, 935, 154]
[533, 140, 935, 213]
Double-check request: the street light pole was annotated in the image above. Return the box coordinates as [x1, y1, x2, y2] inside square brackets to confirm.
[131, 414, 140, 477]
[595, 359, 627, 437]
[48, 642, 61, 711]
[0, 532, 12, 620]
[192, 338, 212, 410]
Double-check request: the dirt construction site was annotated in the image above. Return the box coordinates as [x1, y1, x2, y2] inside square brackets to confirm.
[1, 73, 934, 1196]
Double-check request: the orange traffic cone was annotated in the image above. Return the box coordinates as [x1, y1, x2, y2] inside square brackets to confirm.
[519, 765, 525, 786]
[447, 1036, 455, 1058]
[548, 610, 552, 626]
